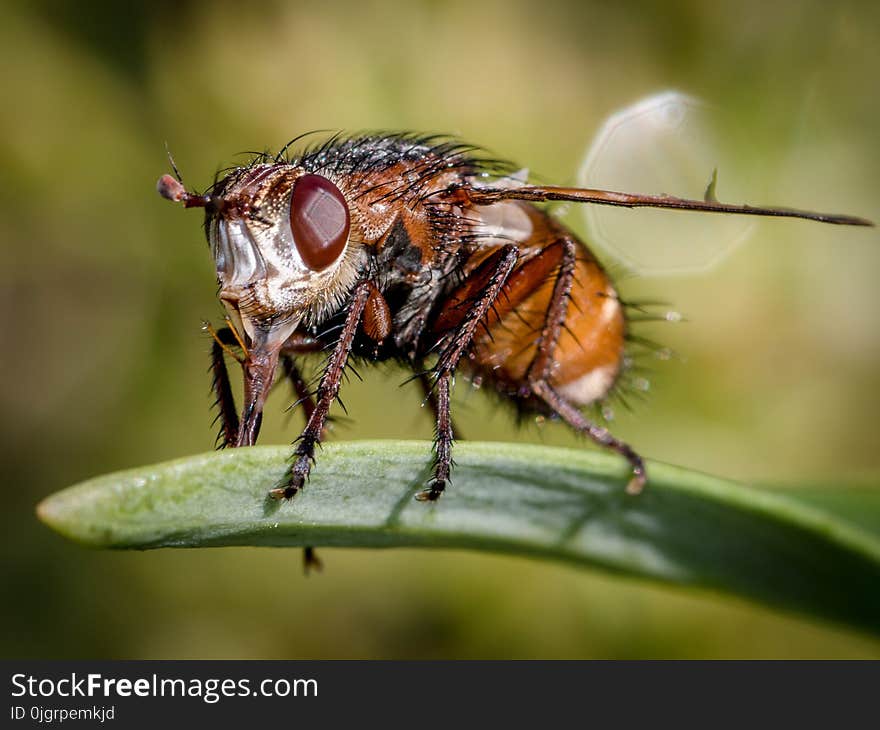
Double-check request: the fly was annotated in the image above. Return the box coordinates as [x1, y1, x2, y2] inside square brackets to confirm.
[157, 132, 871, 504]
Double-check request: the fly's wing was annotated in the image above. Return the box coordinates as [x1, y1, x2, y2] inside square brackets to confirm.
[578, 92, 759, 276]
[457, 91, 869, 277]
[570, 91, 874, 275]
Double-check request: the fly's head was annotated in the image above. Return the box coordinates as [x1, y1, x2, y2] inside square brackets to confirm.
[158, 164, 359, 351]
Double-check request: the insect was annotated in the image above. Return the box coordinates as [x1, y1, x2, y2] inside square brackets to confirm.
[157, 132, 870, 504]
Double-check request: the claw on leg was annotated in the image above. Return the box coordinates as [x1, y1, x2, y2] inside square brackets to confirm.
[268, 485, 299, 500]
[415, 482, 445, 502]
[269, 456, 308, 500]
[625, 464, 647, 495]
[532, 379, 648, 495]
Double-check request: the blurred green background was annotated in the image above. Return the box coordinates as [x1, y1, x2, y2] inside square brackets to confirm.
[2, 0, 879, 658]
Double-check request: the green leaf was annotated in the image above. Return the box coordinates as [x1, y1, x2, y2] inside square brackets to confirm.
[37, 441, 880, 636]
[773, 485, 880, 537]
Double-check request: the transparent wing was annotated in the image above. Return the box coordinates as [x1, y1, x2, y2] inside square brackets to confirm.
[577, 91, 754, 276]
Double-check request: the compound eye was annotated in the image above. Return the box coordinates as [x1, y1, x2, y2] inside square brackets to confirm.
[289, 174, 350, 271]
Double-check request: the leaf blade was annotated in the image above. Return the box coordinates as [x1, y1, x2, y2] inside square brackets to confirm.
[37, 441, 880, 635]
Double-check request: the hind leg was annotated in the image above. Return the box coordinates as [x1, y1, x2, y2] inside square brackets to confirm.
[524, 238, 647, 494]
[531, 381, 646, 494]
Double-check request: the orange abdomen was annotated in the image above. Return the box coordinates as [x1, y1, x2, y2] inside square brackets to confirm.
[463, 204, 626, 405]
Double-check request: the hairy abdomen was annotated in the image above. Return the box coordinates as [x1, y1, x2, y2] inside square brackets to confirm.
[461, 203, 626, 405]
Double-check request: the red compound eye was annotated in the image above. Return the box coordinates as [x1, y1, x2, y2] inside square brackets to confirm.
[289, 174, 350, 271]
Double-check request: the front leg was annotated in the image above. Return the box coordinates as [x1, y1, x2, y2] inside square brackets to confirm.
[209, 332, 240, 449]
[209, 322, 322, 569]
[270, 281, 371, 500]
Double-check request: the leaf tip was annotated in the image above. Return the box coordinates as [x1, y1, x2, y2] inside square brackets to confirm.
[36, 490, 98, 546]
[36, 493, 67, 535]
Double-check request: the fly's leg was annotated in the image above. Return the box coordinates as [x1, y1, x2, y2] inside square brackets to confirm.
[416, 366, 464, 440]
[280, 332, 328, 435]
[533, 382, 646, 495]
[525, 238, 647, 494]
[205, 322, 255, 448]
[282, 353, 332, 438]
[208, 330, 241, 448]
[280, 353, 324, 569]
[281, 355, 317, 424]
[417, 245, 519, 501]
[280, 335, 333, 566]
[416, 373, 453, 502]
[522, 238, 578, 386]
[204, 319, 270, 448]
[270, 281, 371, 500]
[209, 325, 325, 566]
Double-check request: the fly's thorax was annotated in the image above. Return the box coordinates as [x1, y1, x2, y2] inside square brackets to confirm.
[207, 163, 361, 349]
